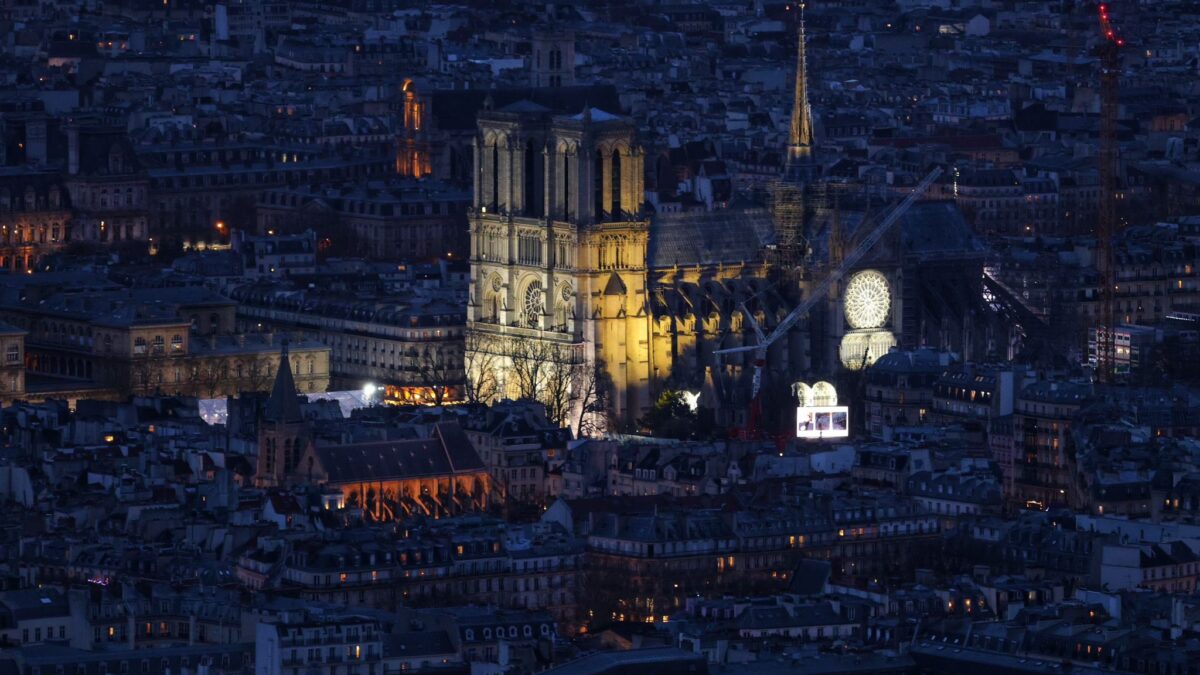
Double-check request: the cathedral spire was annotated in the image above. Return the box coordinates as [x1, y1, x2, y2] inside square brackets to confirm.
[788, 4, 813, 162]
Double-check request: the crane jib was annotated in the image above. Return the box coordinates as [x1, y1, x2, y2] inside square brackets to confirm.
[715, 167, 943, 359]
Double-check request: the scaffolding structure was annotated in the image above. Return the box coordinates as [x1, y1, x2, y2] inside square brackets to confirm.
[767, 178, 809, 274]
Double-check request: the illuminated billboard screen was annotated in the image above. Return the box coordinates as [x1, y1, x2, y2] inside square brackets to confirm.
[796, 406, 850, 439]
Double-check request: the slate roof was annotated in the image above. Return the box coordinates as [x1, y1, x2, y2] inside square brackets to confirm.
[383, 630, 456, 658]
[0, 589, 69, 621]
[649, 207, 775, 268]
[896, 201, 988, 259]
[603, 273, 627, 296]
[541, 647, 704, 675]
[789, 558, 832, 596]
[735, 602, 851, 632]
[0, 321, 26, 336]
[313, 423, 484, 484]
[430, 85, 623, 130]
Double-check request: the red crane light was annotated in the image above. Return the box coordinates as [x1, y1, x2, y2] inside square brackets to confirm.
[1098, 2, 1122, 47]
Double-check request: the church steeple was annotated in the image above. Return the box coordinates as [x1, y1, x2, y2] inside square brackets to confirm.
[264, 338, 302, 424]
[787, 4, 814, 163]
[256, 337, 308, 488]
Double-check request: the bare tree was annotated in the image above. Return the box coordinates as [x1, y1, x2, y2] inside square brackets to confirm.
[183, 362, 204, 397]
[129, 355, 171, 396]
[416, 347, 458, 406]
[506, 338, 554, 402]
[463, 332, 501, 404]
[243, 355, 274, 392]
[197, 357, 230, 398]
[539, 346, 578, 429]
[575, 357, 615, 438]
[128, 357, 157, 396]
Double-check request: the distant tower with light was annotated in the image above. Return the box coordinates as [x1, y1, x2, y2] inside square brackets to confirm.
[785, 4, 818, 182]
[531, 30, 575, 88]
[769, 4, 821, 273]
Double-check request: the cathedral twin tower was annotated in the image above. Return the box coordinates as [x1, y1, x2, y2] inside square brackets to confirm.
[467, 102, 651, 425]
[472, 105, 644, 225]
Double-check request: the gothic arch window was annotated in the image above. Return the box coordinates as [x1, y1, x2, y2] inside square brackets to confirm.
[24, 187, 35, 211]
[555, 283, 573, 330]
[491, 139, 500, 212]
[594, 151, 604, 218]
[555, 233, 570, 269]
[481, 275, 502, 323]
[518, 231, 541, 266]
[559, 143, 574, 220]
[524, 139, 539, 217]
[605, 235, 625, 269]
[611, 149, 622, 219]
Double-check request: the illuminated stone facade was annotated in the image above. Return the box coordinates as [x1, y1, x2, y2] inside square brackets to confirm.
[0, 287, 329, 399]
[64, 123, 149, 246]
[0, 172, 70, 273]
[466, 104, 649, 424]
[396, 80, 431, 179]
[294, 423, 490, 520]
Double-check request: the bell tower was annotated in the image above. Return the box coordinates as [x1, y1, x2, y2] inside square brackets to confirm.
[256, 340, 309, 487]
[531, 30, 575, 88]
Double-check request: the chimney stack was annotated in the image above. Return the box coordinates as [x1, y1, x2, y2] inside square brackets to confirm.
[25, 117, 47, 167]
[67, 125, 79, 175]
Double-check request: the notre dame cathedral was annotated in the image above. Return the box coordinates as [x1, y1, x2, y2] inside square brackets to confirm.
[465, 22, 1002, 431]
[465, 100, 652, 423]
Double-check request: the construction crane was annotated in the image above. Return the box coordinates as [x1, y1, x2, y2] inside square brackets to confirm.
[1095, 2, 1123, 383]
[718, 167, 943, 437]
